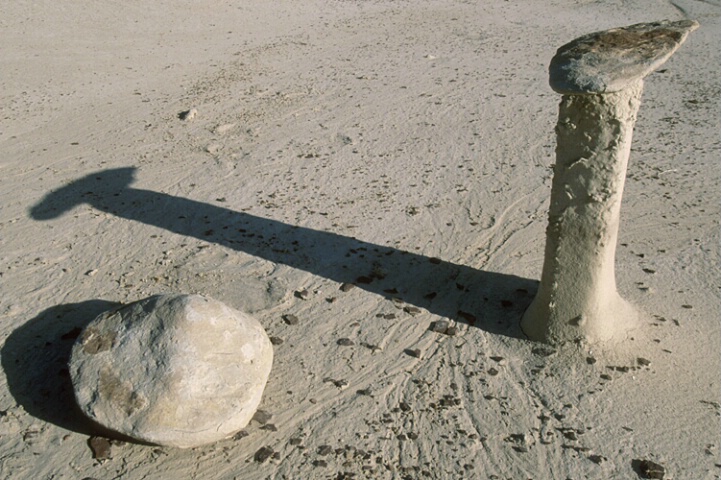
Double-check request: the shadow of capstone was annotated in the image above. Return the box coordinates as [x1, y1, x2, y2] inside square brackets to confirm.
[29, 167, 538, 339]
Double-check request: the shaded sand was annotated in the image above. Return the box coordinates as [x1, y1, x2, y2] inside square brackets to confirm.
[1, 0, 719, 478]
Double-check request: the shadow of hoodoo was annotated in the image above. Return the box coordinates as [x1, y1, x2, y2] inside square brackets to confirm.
[30, 167, 536, 338]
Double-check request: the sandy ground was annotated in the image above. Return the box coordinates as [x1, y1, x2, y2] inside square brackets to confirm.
[1, 0, 719, 478]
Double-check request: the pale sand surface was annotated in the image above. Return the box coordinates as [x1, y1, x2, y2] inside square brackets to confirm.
[1, 0, 719, 478]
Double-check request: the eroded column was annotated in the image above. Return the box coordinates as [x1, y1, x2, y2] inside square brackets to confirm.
[521, 20, 698, 345]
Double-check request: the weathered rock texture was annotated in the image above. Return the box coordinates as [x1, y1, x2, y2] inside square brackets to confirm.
[70, 294, 273, 448]
[522, 20, 698, 345]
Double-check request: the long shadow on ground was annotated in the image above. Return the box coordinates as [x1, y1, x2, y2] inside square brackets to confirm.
[29, 167, 538, 338]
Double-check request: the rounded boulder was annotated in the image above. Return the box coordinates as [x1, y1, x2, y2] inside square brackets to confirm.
[69, 294, 273, 448]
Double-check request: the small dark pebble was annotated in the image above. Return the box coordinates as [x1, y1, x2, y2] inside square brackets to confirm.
[586, 356, 597, 365]
[681, 304, 693, 309]
[430, 320, 450, 334]
[383, 313, 396, 320]
[487, 367, 499, 376]
[404, 306, 422, 316]
[317, 445, 333, 456]
[88, 436, 111, 460]
[337, 338, 355, 346]
[254, 446, 274, 463]
[253, 410, 273, 424]
[489, 356, 505, 363]
[233, 430, 249, 440]
[260, 424, 277, 432]
[589, 454, 607, 464]
[429, 257, 442, 264]
[399, 402, 412, 412]
[407, 432, 419, 440]
[405, 348, 422, 358]
[600, 373, 612, 380]
[637, 357, 652, 367]
[357, 388, 372, 396]
[283, 314, 299, 325]
[532, 346, 557, 357]
[294, 289, 310, 300]
[289, 437, 302, 446]
[642, 268, 656, 274]
[313, 460, 328, 467]
[635, 459, 665, 479]
[340, 283, 355, 292]
[270, 336, 284, 345]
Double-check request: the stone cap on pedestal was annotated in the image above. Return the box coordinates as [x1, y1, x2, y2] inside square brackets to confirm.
[549, 19, 699, 94]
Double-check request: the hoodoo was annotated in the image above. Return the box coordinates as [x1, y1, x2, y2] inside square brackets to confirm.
[521, 20, 699, 345]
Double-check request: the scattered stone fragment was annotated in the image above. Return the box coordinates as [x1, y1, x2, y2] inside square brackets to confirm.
[313, 460, 328, 467]
[430, 320, 450, 333]
[178, 108, 197, 121]
[586, 356, 597, 365]
[88, 436, 111, 460]
[233, 430, 249, 440]
[399, 402, 412, 412]
[323, 378, 349, 389]
[260, 424, 277, 432]
[70, 294, 273, 448]
[532, 346, 557, 357]
[405, 348, 422, 358]
[254, 446, 274, 463]
[337, 338, 355, 346]
[429, 257, 442, 264]
[339, 283, 355, 292]
[295, 289, 310, 300]
[282, 314, 299, 325]
[404, 306, 422, 316]
[252, 410, 273, 425]
[487, 367, 499, 376]
[289, 437, 302, 446]
[317, 445, 333, 456]
[635, 459, 665, 479]
[270, 336, 284, 345]
[589, 454, 607, 464]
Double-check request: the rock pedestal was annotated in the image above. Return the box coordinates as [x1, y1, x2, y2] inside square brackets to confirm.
[521, 20, 698, 345]
[70, 294, 273, 448]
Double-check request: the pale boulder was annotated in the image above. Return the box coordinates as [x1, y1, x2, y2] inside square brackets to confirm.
[69, 294, 273, 448]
